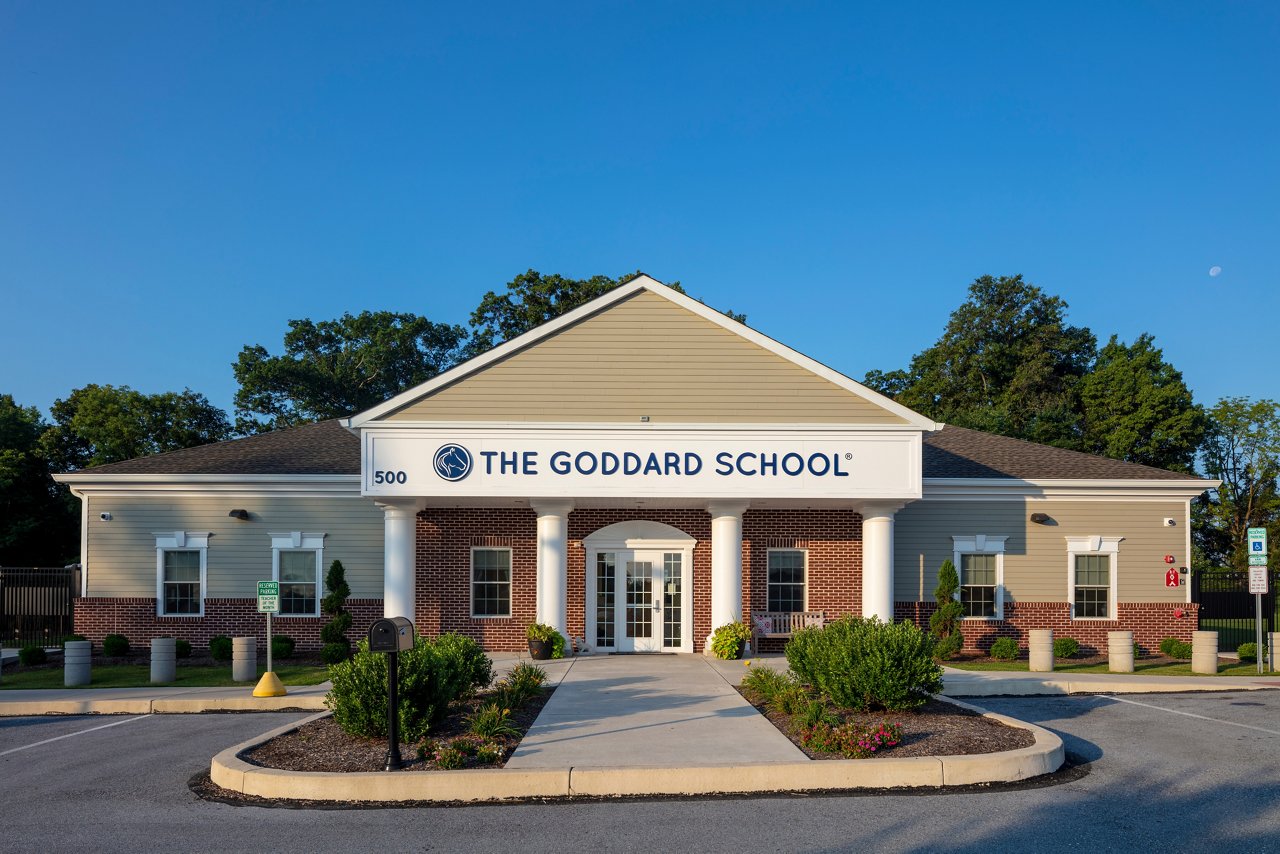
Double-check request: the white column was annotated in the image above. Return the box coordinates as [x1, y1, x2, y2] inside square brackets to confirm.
[708, 502, 748, 649]
[531, 501, 573, 635]
[379, 500, 418, 620]
[861, 504, 898, 623]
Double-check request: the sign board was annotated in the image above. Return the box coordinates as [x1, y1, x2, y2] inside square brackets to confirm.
[1249, 567, 1269, 595]
[1248, 527, 1268, 566]
[1165, 567, 1180, 588]
[257, 580, 280, 614]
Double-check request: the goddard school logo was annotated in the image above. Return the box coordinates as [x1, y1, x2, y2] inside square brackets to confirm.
[433, 443, 473, 482]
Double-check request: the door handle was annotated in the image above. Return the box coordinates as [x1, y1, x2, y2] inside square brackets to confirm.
[652, 600, 661, 611]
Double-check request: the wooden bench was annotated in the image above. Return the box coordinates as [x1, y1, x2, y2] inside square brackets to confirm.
[749, 611, 825, 652]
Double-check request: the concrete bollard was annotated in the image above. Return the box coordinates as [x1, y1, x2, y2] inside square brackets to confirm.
[1107, 630, 1134, 673]
[1192, 630, 1218, 675]
[150, 637, 177, 683]
[232, 637, 257, 682]
[1028, 629, 1054, 672]
[65, 640, 92, 687]
[1270, 632, 1280, 672]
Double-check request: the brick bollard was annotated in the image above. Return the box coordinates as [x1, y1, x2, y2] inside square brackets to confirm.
[232, 637, 257, 682]
[64, 640, 92, 687]
[150, 637, 177, 683]
[1028, 629, 1054, 672]
[1107, 631, 1134, 673]
[1192, 630, 1218, 675]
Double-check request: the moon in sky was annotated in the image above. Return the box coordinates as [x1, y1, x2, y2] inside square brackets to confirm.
[1209, 266, 1222, 277]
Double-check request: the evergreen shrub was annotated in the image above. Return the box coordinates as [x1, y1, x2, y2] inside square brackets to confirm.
[989, 637, 1019, 660]
[1237, 642, 1258, 663]
[271, 635, 296, 660]
[929, 560, 964, 659]
[102, 634, 129, 657]
[1053, 637, 1080, 659]
[785, 616, 941, 711]
[319, 560, 352, 662]
[175, 639, 192, 659]
[19, 644, 46, 666]
[209, 635, 233, 661]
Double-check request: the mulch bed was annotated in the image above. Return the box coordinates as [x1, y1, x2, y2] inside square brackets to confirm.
[737, 690, 1035, 759]
[242, 687, 553, 773]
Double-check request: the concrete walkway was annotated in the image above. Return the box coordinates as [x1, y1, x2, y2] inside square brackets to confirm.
[505, 654, 804, 768]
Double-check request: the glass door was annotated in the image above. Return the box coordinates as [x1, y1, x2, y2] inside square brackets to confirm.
[591, 547, 689, 653]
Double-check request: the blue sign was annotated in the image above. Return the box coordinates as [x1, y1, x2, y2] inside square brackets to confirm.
[433, 444, 473, 482]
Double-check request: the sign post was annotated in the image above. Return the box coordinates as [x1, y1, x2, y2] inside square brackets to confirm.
[1248, 528, 1268, 675]
[253, 581, 286, 697]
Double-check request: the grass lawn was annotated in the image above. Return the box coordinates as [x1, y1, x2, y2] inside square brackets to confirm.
[943, 659, 1267, 677]
[0, 663, 330, 690]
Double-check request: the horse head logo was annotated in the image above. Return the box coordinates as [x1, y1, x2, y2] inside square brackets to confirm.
[433, 444, 473, 482]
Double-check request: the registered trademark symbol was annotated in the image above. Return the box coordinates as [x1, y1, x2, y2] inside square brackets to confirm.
[844, 453, 852, 460]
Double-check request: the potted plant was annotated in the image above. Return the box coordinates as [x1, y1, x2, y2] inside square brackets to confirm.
[527, 623, 564, 660]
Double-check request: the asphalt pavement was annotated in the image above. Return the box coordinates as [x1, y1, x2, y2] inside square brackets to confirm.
[3, 692, 1280, 853]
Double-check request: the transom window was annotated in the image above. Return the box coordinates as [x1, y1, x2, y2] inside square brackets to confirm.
[472, 548, 511, 618]
[767, 549, 806, 612]
[960, 553, 997, 618]
[154, 531, 209, 617]
[270, 532, 326, 617]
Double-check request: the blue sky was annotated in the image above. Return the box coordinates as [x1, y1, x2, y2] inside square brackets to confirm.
[2, 2, 1277, 418]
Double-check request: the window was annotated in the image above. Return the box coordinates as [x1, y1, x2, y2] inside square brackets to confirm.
[767, 549, 806, 612]
[270, 533, 325, 617]
[953, 535, 1007, 620]
[472, 548, 511, 618]
[1066, 536, 1122, 620]
[154, 532, 209, 617]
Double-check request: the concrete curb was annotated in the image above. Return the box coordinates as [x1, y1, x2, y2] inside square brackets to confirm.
[0, 694, 328, 716]
[209, 701, 1065, 803]
[941, 675, 1280, 697]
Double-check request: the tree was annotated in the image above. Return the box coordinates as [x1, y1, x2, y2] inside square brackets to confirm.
[465, 269, 746, 357]
[1195, 397, 1280, 570]
[320, 559, 353, 664]
[232, 311, 468, 432]
[864, 274, 1096, 449]
[0, 395, 76, 565]
[929, 559, 964, 660]
[1078, 334, 1207, 473]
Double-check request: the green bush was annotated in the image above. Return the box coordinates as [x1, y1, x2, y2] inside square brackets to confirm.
[326, 633, 492, 742]
[19, 644, 47, 666]
[526, 623, 567, 659]
[1159, 637, 1179, 656]
[710, 622, 751, 660]
[929, 560, 964, 660]
[271, 635, 296, 660]
[771, 683, 813, 716]
[321, 641, 350, 665]
[319, 560, 352, 659]
[175, 639, 192, 659]
[494, 662, 547, 708]
[740, 666, 795, 702]
[209, 635, 233, 661]
[989, 637, 1019, 660]
[60, 634, 87, 650]
[1238, 642, 1258, 663]
[1166, 640, 1193, 660]
[1053, 637, 1080, 659]
[102, 634, 129, 657]
[785, 616, 942, 712]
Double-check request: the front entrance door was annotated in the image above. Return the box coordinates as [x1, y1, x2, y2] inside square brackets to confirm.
[593, 549, 687, 653]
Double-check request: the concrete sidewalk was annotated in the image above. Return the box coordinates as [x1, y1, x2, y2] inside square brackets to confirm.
[0, 682, 334, 715]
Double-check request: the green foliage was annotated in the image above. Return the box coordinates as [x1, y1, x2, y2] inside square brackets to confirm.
[989, 637, 1019, 660]
[1164, 640, 1193, 660]
[433, 744, 466, 769]
[209, 635, 233, 661]
[325, 633, 492, 742]
[740, 666, 796, 703]
[319, 560, 352, 658]
[795, 697, 839, 730]
[60, 634, 87, 649]
[467, 703, 521, 739]
[474, 739, 504, 764]
[492, 662, 547, 709]
[1237, 642, 1258, 663]
[321, 642, 350, 665]
[19, 644, 46, 666]
[771, 684, 814, 717]
[785, 616, 942, 712]
[1159, 637, 1178, 656]
[1195, 397, 1280, 570]
[710, 622, 752, 660]
[797, 719, 903, 759]
[175, 639, 192, 659]
[102, 634, 129, 657]
[271, 635, 296, 659]
[0, 394, 77, 566]
[1053, 637, 1080, 659]
[526, 623, 566, 658]
[929, 559, 964, 659]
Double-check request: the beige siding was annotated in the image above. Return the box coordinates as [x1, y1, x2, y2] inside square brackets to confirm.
[894, 498, 1187, 603]
[388, 290, 908, 424]
[85, 494, 385, 599]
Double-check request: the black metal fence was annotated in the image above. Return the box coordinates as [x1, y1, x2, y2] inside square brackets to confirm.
[1192, 569, 1280, 651]
[0, 567, 81, 648]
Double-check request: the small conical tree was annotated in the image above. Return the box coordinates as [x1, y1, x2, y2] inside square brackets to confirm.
[320, 560, 353, 663]
[929, 559, 965, 660]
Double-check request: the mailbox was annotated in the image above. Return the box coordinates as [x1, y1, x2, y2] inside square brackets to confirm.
[368, 616, 415, 652]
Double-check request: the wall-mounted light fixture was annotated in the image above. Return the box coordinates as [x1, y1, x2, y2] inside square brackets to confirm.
[228, 509, 250, 520]
[99, 512, 112, 521]
[1029, 512, 1050, 524]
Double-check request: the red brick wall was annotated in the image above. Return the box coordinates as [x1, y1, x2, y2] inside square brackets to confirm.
[73, 597, 383, 651]
[894, 600, 1200, 656]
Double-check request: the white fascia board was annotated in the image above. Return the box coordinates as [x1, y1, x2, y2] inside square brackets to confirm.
[53, 473, 361, 496]
[344, 275, 941, 432]
[922, 477, 1219, 502]
[363, 420, 930, 433]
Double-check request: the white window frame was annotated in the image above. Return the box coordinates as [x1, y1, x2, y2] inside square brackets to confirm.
[766, 548, 808, 613]
[1066, 536, 1123, 621]
[470, 546, 513, 619]
[154, 531, 210, 617]
[270, 532, 326, 617]
[952, 535, 1008, 620]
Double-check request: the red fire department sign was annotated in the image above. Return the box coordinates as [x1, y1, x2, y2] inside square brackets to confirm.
[1165, 567, 1180, 588]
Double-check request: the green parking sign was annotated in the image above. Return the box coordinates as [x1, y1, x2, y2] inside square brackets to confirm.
[257, 580, 280, 614]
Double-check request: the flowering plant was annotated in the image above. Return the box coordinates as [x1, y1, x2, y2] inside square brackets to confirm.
[799, 719, 903, 759]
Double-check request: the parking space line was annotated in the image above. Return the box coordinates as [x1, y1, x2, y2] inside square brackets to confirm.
[1101, 695, 1280, 736]
[0, 715, 153, 758]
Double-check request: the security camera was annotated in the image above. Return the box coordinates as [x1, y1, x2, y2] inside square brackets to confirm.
[1163, 518, 1176, 527]
[99, 512, 112, 521]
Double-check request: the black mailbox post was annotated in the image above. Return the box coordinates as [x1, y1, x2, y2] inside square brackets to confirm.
[368, 616, 414, 770]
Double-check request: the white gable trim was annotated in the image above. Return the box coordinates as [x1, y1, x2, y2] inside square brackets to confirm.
[343, 275, 940, 430]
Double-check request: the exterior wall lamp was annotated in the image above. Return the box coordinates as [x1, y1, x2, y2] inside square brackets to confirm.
[228, 509, 251, 520]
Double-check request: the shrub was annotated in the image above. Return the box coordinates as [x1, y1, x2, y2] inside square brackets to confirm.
[433, 744, 466, 769]
[929, 559, 964, 660]
[468, 703, 521, 739]
[710, 622, 751, 660]
[19, 644, 46, 666]
[271, 635, 296, 660]
[798, 719, 903, 759]
[786, 616, 941, 711]
[1159, 637, 1179, 656]
[1053, 637, 1080, 659]
[322, 642, 351, 665]
[319, 560, 352, 661]
[175, 639, 192, 659]
[526, 623, 567, 659]
[1166, 640, 1193, 660]
[989, 637, 1019, 660]
[326, 633, 493, 742]
[495, 662, 547, 708]
[61, 634, 87, 650]
[102, 634, 129, 657]
[209, 635, 233, 661]
[771, 683, 813, 717]
[1238, 642, 1258, 663]
[741, 666, 795, 703]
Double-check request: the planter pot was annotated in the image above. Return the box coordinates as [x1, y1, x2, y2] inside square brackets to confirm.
[528, 639, 552, 661]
